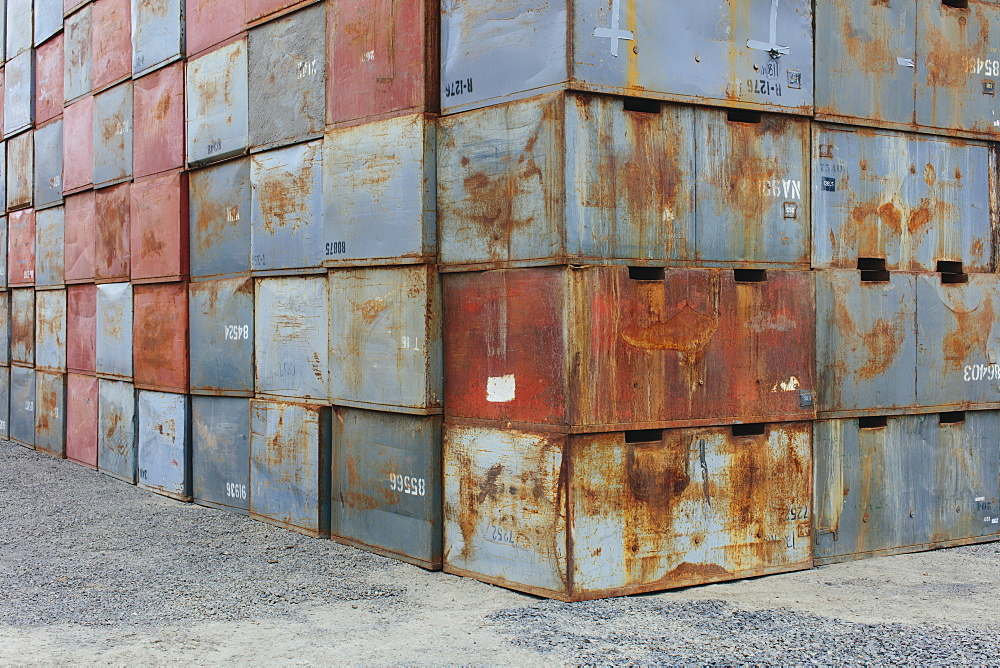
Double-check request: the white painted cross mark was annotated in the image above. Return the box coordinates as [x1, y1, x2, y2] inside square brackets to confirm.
[593, 0, 633, 57]
[747, 0, 790, 57]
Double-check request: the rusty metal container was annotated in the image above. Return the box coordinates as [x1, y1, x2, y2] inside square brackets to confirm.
[132, 281, 189, 393]
[64, 190, 95, 283]
[4, 50, 35, 138]
[7, 130, 33, 211]
[332, 406, 443, 569]
[440, 0, 813, 116]
[34, 206, 64, 288]
[6, 0, 31, 59]
[63, 5, 92, 104]
[34, 120, 64, 210]
[35, 33, 63, 125]
[0, 291, 9, 365]
[249, 398, 331, 537]
[91, 0, 131, 90]
[248, 3, 324, 151]
[133, 61, 183, 179]
[94, 182, 130, 281]
[65, 372, 98, 468]
[815, 270, 917, 418]
[189, 276, 254, 396]
[189, 157, 251, 279]
[33, 0, 61, 48]
[93, 80, 133, 187]
[97, 377, 137, 483]
[95, 281, 132, 379]
[249, 140, 324, 274]
[186, 0, 245, 58]
[186, 39, 249, 167]
[323, 114, 436, 266]
[62, 95, 94, 194]
[34, 370, 66, 458]
[812, 125, 993, 273]
[916, 273, 1000, 411]
[327, 0, 438, 126]
[35, 288, 66, 371]
[192, 395, 250, 514]
[8, 208, 35, 286]
[246, 0, 300, 23]
[254, 275, 328, 402]
[814, 412, 1000, 565]
[443, 266, 816, 430]
[10, 364, 35, 447]
[444, 420, 813, 601]
[130, 171, 188, 283]
[137, 390, 191, 501]
[67, 283, 96, 373]
[10, 288, 34, 365]
[0, 366, 9, 440]
[131, 0, 184, 78]
[328, 265, 442, 413]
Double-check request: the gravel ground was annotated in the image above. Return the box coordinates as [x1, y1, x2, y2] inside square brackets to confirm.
[2, 439, 999, 665]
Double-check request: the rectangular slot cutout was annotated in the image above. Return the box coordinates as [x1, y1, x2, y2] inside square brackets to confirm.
[625, 429, 663, 443]
[942, 0, 969, 8]
[731, 423, 766, 437]
[939, 411, 966, 425]
[623, 97, 661, 114]
[727, 109, 762, 124]
[858, 416, 888, 430]
[937, 260, 968, 284]
[628, 266, 665, 281]
[734, 269, 766, 283]
[857, 257, 889, 283]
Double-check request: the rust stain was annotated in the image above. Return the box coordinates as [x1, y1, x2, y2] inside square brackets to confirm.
[360, 298, 388, 324]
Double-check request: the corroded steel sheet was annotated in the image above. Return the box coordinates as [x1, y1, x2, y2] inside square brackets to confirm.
[0, 291, 9, 365]
[192, 395, 251, 514]
[66, 373, 99, 468]
[186, 0, 245, 57]
[94, 182, 131, 282]
[10, 365, 35, 447]
[4, 50, 35, 138]
[130, 171, 189, 283]
[93, 81, 133, 187]
[34, 205, 64, 287]
[64, 5, 93, 104]
[10, 287, 34, 366]
[35, 33, 64, 125]
[92, 0, 132, 90]
[97, 378, 137, 483]
[131, 0, 184, 77]
[67, 283, 96, 373]
[0, 366, 9, 440]
[62, 96, 94, 194]
[35, 288, 66, 372]
[34, 121, 64, 210]
[133, 281, 189, 393]
[246, 0, 300, 23]
[189, 157, 251, 279]
[8, 208, 35, 286]
[137, 390, 191, 501]
[189, 276, 254, 396]
[64, 191, 96, 283]
[35, 370, 67, 458]
[95, 281, 132, 379]
[7, 130, 33, 211]
[186, 39, 249, 167]
[133, 62, 184, 179]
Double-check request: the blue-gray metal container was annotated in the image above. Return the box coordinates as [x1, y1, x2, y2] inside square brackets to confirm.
[189, 276, 254, 397]
[5, 0, 30, 59]
[4, 49, 35, 138]
[138, 390, 191, 501]
[189, 157, 251, 280]
[131, 0, 185, 78]
[34, 369, 66, 458]
[34, 206, 65, 288]
[63, 5, 92, 104]
[186, 39, 248, 167]
[33, 0, 61, 47]
[98, 378, 138, 484]
[93, 81, 133, 187]
[96, 282, 133, 380]
[0, 290, 9, 365]
[0, 366, 9, 440]
[192, 395, 250, 515]
[34, 120, 64, 210]
[11, 287, 34, 366]
[34, 288, 66, 372]
[10, 364, 34, 447]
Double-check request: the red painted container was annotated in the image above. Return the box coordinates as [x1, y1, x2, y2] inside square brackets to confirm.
[8, 208, 36, 286]
[35, 33, 64, 125]
[130, 171, 189, 283]
[65, 372, 99, 468]
[67, 283, 97, 373]
[443, 266, 817, 431]
[246, 0, 304, 24]
[94, 182, 131, 282]
[64, 190, 96, 283]
[62, 96, 94, 194]
[186, 0, 246, 57]
[133, 61, 184, 178]
[133, 281, 189, 393]
[91, 0, 131, 91]
[327, 0, 438, 126]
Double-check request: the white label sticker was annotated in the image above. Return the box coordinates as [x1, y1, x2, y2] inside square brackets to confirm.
[486, 375, 516, 403]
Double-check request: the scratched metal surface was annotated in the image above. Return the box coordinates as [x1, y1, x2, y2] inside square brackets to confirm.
[94, 183, 131, 282]
[65, 373, 98, 468]
[131, 0, 184, 78]
[66, 284, 96, 374]
[62, 96, 94, 194]
[63, 5, 93, 105]
[0, 216, 6, 290]
[35, 34, 63, 126]
[190, 158, 252, 280]
[331, 406, 443, 569]
[34, 370, 66, 458]
[191, 395, 251, 515]
[34, 288, 66, 372]
[186, 40, 249, 167]
[4, 49, 35, 138]
[95, 282, 133, 380]
[10, 287, 35, 366]
[0, 366, 9, 440]
[6, 0, 30, 57]
[814, 413, 1000, 565]
[130, 171, 189, 283]
[93, 82, 134, 188]
[0, 291, 9, 366]
[63, 192, 95, 283]
[92, 0, 132, 90]
[10, 365, 34, 447]
[133, 62, 185, 179]
[189, 276, 254, 397]
[137, 390, 191, 501]
[186, 0, 245, 57]
[97, 378, 138, 484]
[133, 282, 189, 393]
[7, 132, 33, 212]
[34, 121, 64, 211]
[248, 399, 332, 538]
[32, 0, 60, 47]
[34, 206, 65, 288]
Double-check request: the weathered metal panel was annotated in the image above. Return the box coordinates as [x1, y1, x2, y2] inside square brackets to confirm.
[916, 273, 1000, 410]
[137, 390, 191, 501]
[93, 81, 133, 187]
[4, 50, 35, 138]
[10, 288, 34, 365]
[65, 372, 98, 467]
[328, 265, 442, 412]
[248, 3, 325, 150]
[94, 182, 131, 281]
[0, 366, 9, 440]
[443, 266, 816, 429]
[332, 407, 443, 569]
[8, 209, 35, 286]
[249, 140, 324, 273]
[130, 171, 188, 282]
[65, 0, 88, 17]
[812, 125, 992, 273]
[254, 275, 328, 402]
[133, 62, 184, 178]
[185, 0, 244, 58]
[131, 0, 184, 78]
[66, 283, 96, 373]
[189, 276, 254, 396]
[10, 365, 35, 447]
[323, 114, 437, 266]
[0, 291, 9, 365]
[34, 206, 64, 287]
[62, 95, 94, 193]
[0, 3, 5, 64]
[35, 288, 66, 371]
[189, 157, 251, 279]
[34, 370, 66, 457]
[33, 0, 62, 47]
[63, 5, 92, 104]
[185, 39, 249, 167]
[35, 33, 64, 125]
[97, 378, 137, 483]
[95, 281, 133, 379]
[249, 399, 331, 537]
[92, 0, 132, 90]
[0, 217, 6, 290]
[7, 131, 34, 211]
[34, 120, 64, 210]
[328, 0, 438, 126]
[6, 0, 32, 59]
[246, 0, 299, 23]
[63, 191, 95, 283]
[132, 281, 189, 392]
[815, 271, 917, 416]
[191, 395, 250, 514]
